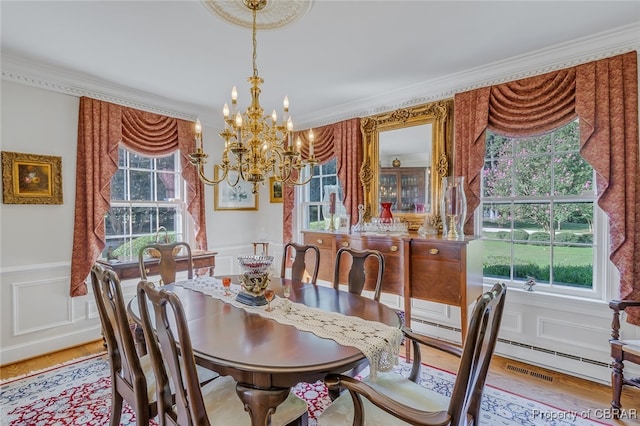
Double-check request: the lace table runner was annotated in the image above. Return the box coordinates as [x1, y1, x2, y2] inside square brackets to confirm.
[177, 277, 402, 380]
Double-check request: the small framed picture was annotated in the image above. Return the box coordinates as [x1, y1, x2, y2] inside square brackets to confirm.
[213, 166, 258, 211]
[270, 177, 283, 203]
[1, 151, 63, 204]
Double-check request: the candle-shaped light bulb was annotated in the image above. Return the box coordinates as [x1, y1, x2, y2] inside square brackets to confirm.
[235, 112, 243, 127]
[231, 86, 238, 102]
[272, 109, 277, 124]
[195, 119, 203, 150]
[223, 103, 230, 119]
[283, 96, 289, 111]
[287, 117, 293, 132]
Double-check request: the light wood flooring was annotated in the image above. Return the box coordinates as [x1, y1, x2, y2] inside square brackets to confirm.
[1, 340, 638, 424]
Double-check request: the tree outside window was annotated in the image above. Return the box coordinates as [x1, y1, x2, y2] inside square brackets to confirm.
[480, 119, 596, 290]
[104, 148, 186, 259]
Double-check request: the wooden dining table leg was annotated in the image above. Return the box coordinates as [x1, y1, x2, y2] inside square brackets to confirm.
[235, 384, 292, 426]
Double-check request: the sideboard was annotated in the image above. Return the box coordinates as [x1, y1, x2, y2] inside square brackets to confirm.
[97, 250, 217, 281]
[301, 230, 482, 345]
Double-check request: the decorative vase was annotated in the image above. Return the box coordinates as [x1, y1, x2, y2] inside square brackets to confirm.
[380, 202, 393, 224]
[441, 176, 467, 239]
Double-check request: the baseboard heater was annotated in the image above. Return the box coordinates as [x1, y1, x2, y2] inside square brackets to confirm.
[411, 317, 610, 369]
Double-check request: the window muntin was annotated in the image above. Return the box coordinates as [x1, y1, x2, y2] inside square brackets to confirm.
[104, 147, 186, 258]
[480, 119, 598, 295]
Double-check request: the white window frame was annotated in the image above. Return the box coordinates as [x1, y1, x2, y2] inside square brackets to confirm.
[297, 158, 340, 232]
[477, 124, 609, 301]
[104, 147, 190, 258]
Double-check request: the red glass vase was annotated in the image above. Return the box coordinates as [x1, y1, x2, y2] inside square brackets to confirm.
[380, 202, 393, 224]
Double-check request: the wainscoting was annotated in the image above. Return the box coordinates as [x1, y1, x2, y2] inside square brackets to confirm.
[2, 243, 639, 387]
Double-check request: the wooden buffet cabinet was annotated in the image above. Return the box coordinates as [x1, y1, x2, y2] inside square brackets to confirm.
[302, 230, 482, 343]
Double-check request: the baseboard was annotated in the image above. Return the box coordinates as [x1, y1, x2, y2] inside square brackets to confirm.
[0, 327, 102, 366]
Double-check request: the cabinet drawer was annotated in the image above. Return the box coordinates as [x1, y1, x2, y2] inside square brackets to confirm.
[359, 239, 403, 257]
[303, 233, 334, 250]
[411, 242, 461, 262]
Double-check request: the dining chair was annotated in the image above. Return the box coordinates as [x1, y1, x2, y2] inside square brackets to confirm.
[91, 263, 218, 426]
[333, 247, 384, 301]
[91, 263, 158, 426]
[281, 242, 320, 285]
[318, 282, 507, 426]
[138, 241, 193, 285]
[609, 299, 640, 417]
[136, 279, 309, 426]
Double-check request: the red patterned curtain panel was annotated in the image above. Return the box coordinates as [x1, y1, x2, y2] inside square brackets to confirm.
[282, 118, 363, 244]
[70, 97, 207, 297]
[454, 51, 639, 324]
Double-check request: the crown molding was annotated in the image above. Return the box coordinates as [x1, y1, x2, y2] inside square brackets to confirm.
[2, 23, 638, 128]
[1, 53, 200, 121]
[300, 23, 640, 128]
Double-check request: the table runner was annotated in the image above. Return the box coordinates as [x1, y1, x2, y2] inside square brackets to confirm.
[177, 277, 402, 380]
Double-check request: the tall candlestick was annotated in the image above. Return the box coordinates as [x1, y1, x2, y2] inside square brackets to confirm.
[329, 192, 336, 214]
[448, 187, 458, 215]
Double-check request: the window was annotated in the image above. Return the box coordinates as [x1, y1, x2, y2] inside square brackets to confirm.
[480, 119, 599, 296]
[299, 158, 342, 230]
[103, 147, 187, 258]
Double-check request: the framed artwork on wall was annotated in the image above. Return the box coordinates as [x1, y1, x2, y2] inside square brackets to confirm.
[270, 177, 283, 203]
[213, 165, 258, 211]
[1, 151, 63, 204]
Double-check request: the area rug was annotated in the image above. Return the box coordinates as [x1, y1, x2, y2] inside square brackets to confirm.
[0, 353, 610, 426]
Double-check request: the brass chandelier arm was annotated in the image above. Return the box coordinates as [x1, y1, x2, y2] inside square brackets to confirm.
[188, 0, 316, 192]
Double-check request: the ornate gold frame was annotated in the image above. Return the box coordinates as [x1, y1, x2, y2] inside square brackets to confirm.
[1, 151, 63, 204]
[269, 176, 283, 203]
[360, 99, 453, 231]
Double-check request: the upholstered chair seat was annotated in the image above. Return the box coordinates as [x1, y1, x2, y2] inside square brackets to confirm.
[318, 283, 507, 426]
[318, 371, 452, 426]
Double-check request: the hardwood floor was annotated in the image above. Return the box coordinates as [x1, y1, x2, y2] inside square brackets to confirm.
[1, 339, 638, 424]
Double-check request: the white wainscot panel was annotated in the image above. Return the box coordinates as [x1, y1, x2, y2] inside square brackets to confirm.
[12, 276, 72, 335]
[499, 309, 523, 334]
[538, 316, 611, 354]
[411, 299, 454, 323]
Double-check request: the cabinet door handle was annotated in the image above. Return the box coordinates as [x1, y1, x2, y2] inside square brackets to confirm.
[429, 248, 439, 255]
[341, 241, 350, 247]
[389, 245, 398, 252]
[317, 239, 323, 244]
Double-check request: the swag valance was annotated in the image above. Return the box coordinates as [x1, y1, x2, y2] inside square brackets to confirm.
[454, 51, 639, 324]
[70, 97, 206, 297]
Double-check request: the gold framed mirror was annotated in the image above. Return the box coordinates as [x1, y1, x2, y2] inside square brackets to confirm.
[359, 99, 453, 232]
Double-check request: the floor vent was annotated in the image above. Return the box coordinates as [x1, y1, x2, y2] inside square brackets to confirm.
[506, 363, 554, 382]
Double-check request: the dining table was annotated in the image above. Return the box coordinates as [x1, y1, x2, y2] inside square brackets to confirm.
[128, 275, 402, 426]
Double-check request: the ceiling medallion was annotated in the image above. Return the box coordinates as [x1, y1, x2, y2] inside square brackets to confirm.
[202, 0, 313, 29]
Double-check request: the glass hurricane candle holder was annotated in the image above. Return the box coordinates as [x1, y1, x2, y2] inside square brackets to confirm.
[441, 176, 467, 239]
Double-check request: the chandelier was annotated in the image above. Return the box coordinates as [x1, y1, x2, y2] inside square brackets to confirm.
[189, 0, 317, 194]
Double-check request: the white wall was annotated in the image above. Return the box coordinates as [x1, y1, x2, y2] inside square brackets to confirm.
[0, 81, 284, 364]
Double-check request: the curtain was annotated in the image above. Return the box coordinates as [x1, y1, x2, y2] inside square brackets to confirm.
[70, 97, 207, 297]
[454, 51, 639, 324]
[282, 118, 363, 244]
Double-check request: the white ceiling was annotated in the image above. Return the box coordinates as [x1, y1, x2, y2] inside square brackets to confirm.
[2, 1, 639, 130]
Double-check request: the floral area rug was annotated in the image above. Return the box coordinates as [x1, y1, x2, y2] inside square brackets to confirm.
[1, 353, 610, 425]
